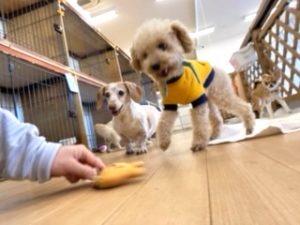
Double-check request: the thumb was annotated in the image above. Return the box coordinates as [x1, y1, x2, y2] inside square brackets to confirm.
[71, 161, 98, 180]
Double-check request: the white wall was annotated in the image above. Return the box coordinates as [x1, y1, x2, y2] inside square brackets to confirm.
[196, 34, 245, 73]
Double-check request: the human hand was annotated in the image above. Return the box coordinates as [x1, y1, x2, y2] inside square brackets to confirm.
[51, 145, 105, 183]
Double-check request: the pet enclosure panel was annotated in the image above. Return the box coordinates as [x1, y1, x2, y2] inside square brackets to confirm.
[140, 74, 159, 106]
[78, 81, 112, 150]
[77, 49, 122, 82]
[0, 33, 106, 147]
[242, 2, 299, 100]
[62, 4, 122, 83]
[0, 0, 69, 65]
[0, 52, 78, 143]
[0, 0, 124, 85]
[118, 50, 140, 84]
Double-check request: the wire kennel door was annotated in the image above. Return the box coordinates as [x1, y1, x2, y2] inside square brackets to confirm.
[0, 52, 78, 144]
[0, 0, 69, 65]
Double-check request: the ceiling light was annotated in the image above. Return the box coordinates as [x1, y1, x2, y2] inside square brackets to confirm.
[243, 13, 256, 22]
[92, 10, 118, 24]
[156, 0, 168, 2]
[189, 26, 215, 38]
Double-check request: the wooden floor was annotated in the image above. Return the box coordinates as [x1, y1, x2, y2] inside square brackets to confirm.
[1, 131, 300, 225]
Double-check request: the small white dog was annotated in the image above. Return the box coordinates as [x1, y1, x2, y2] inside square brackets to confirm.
[94, 122, 122, 152]
[251, 71, 291, 118]
[130, 19, 255, 151]
[96, 81, 160, 155]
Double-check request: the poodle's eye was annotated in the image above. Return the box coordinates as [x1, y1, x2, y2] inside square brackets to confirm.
[143, 52, 148, 59]
[118, 90, 125, 96]
[104, 92, 110, 98]
[158, 42, 168, 51]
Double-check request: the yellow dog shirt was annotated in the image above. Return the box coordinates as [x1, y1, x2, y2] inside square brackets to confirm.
[160, 60, 215, 111]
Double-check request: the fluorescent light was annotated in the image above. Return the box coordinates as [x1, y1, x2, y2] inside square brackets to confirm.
[189, 27, 215, 38]
[156, 0, 168, 2]
[243, 13, 256, 22]
[92, 10, 117, 24]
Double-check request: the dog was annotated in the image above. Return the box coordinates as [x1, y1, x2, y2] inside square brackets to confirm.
[96, 81, 160, 155]
[94, 122, 122, 152]
[251, 71, 291, 118]
[130, 19, 255, 151]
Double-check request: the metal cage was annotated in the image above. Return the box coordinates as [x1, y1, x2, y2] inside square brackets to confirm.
[0, 52, 79, 144]
[0, 0, 123, 83]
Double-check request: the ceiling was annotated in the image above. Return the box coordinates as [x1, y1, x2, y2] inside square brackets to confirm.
[76, 0, 261, 55]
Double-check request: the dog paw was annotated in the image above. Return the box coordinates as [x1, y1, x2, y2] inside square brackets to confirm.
[159, 140, 171, 151]
[126, 150, 135, 155]
[136, 150, 147, 155]
[246, 127, 253, 135]
[210, 130, 221, 140]
[190, 143, 207, 152]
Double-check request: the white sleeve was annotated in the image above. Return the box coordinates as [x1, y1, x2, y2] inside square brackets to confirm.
[0, 108, 61, 182]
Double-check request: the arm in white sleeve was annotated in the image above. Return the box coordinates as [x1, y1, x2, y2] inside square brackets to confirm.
[0, 108, 61, 182]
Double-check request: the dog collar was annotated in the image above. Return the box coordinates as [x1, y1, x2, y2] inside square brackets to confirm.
[167, 74, 182, 84]
[163, 60, 201, 97]
[166, 61, 200, 84]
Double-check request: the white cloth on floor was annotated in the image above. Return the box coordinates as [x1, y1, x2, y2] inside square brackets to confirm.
[210, 111, 300, 145]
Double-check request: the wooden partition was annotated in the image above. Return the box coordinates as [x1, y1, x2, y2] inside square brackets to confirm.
[241, 0, 299, 101]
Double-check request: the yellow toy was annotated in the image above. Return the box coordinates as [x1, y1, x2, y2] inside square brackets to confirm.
[94, 161, 145, 189]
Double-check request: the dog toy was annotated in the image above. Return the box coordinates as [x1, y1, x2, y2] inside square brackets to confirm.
[94, 161, 145, 188]
[98, 145, 107, 153]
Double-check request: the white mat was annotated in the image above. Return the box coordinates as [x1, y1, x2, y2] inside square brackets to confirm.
[209, 111, 300, 145]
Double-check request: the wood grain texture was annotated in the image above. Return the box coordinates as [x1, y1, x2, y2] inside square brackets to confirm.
[1, 131, 300, 225]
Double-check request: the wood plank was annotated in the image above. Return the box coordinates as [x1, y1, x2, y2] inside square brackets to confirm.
[207, 132, 300, 225]
[2, 131, 300, 225]
[240, 132, 300, 172]
[102, 132, 210, 225]
[0, 40, 105, 87]
[259, 0, 287, 40]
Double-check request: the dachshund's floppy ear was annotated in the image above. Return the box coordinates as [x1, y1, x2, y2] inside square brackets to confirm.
[170, 20, 194, 53]
[96, 86, 106, 110]
[124, 81, 143, 103]
[130, 46, 142, 71]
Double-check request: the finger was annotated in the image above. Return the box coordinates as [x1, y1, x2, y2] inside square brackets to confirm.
[72, 161, 98, 180]
[79, 147, 106, 169]
[66, 175, 80, 183]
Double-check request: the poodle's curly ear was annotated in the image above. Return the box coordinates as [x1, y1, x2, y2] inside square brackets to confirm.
[170, 21, 194, 53]
[124, 81, 143, 103]
[96, 86, 106, 110]
[130, 47, 141, 71]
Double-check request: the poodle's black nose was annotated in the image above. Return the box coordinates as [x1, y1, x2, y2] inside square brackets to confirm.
[151, 63, 160, 71]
